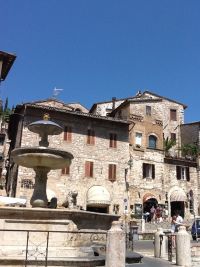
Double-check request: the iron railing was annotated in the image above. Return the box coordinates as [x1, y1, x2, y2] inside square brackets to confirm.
[0, 229, 107, 267]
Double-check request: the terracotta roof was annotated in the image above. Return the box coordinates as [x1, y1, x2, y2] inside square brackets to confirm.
[15, 103, 130, 125]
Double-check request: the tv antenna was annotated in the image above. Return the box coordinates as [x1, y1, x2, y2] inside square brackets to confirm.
[52, 87, 63, 98]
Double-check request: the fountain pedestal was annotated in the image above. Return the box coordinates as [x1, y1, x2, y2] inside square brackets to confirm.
[30, 167, 50, 207]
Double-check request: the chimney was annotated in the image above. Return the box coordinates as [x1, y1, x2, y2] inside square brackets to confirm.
[112, 97, 116, 110]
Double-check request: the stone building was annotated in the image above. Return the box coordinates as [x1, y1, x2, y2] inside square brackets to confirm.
[90, 91, 199, 219]
[0, 51, 16, 195]
[6, 98, 130, 215]
[4, 91, 199, 220]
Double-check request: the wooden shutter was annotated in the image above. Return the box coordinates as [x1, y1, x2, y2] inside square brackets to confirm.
[186, 167, 190, 181]
[108, 164, 116, 182]
[176, 166, 181, 180]
[90, 162, 93, 177]
[152, 165, 155, 179]
[87, 130, 95, 145]
[143, 163, 147, 178]
[110, 133, 117, 148]
[64, 126, 72, 142]
[85, 161, 93, 177]
[170, 109, 177, 121]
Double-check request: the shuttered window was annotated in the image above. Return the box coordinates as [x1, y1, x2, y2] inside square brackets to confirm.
[64, 126, 72, 142]
[143, 163, 155, 179]
[108, 164, 117, 182]
[176, 166, 190, 181]
[85, 161, 94, 177]
[171, 133, 176, 142]
[87, 129, 95, 145]
[109, 133, 117, 148]
[146, 106, 151, 116]
[61, 166, 70, 175]
[170, 109, 177, 121]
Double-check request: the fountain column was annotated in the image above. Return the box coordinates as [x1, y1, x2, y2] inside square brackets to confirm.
[30, 167, 50, 208]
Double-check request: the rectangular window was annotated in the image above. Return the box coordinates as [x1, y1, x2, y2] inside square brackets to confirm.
[170, 109, 177, 121]
[61, 166, 70, 175]
[87, 129, 95, 145]
[135, 133, 142, 146]
[21, 179, 34, 189]
[108, 164, 117, 182]
[146, 106, 151, 116]
[171, 133, 176, 142]
[176, 166, 190, 181]
[85, 161, 94, 177]
[143, 163, 155, 179]
[64, 126, 72, 142]
[109, 133, 117, 148]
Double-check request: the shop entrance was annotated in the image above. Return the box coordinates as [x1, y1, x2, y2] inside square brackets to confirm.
[143, 198, 158, 222]
[170, 201, 185, 218]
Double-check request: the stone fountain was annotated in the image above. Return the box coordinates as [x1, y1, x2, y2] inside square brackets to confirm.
[0, 114, 119, 266]
[11, 113, 73, 208]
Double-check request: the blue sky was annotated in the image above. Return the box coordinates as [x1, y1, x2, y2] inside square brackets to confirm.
[1, 1, 200, 122]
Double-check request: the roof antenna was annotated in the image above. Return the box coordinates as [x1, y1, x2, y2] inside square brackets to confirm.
[52, 87, 63, 98]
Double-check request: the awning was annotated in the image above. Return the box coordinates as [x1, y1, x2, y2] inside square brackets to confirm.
[143, 193, 157, 203]
[87, 185, 111, 207]
[170, 190, 187, 202]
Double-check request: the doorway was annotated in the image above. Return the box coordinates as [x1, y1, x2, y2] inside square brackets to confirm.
[170, 201, 185, 218]
[143, 198, 158, 222]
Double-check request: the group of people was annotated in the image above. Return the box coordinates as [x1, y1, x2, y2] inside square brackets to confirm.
[143, 205, 168, 223]
[171, 212, 184, 233]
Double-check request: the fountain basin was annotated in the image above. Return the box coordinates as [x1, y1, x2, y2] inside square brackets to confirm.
[11, 147, 73, 169]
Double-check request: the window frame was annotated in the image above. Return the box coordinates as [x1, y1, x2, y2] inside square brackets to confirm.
[109, 133, 117, 148]
[87, 129, 95, 145]
[143, 163, 155, 179]
[108, 164, 117, 182]
[176, 166, 190, 181]
[63, 126, 72, 142]
[135, 132, 142, 147]
[146, 105, 151, 116]
[148, 135, 157, 149]
[85, 161, 94, 177]
[61, 166, 70, 176]
[170, 109, 177, 121]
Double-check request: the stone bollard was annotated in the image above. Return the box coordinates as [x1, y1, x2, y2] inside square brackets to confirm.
[105, 221, 125, 267]
[176, 226, 191, 267]
[154, 227, 166, 258]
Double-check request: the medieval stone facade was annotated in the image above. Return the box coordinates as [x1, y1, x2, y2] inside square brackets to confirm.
[3, 91, 200, 221]
[7, 100, 130, 216]
[90, 91, 198, 219]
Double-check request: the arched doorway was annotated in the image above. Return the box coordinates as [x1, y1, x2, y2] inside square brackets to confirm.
[143, 193, 158, 222]
[86, 185, 111, 213]
[170, 189, 187, 218]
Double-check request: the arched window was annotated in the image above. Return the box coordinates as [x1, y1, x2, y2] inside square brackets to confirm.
[148, 135, 157, 149]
